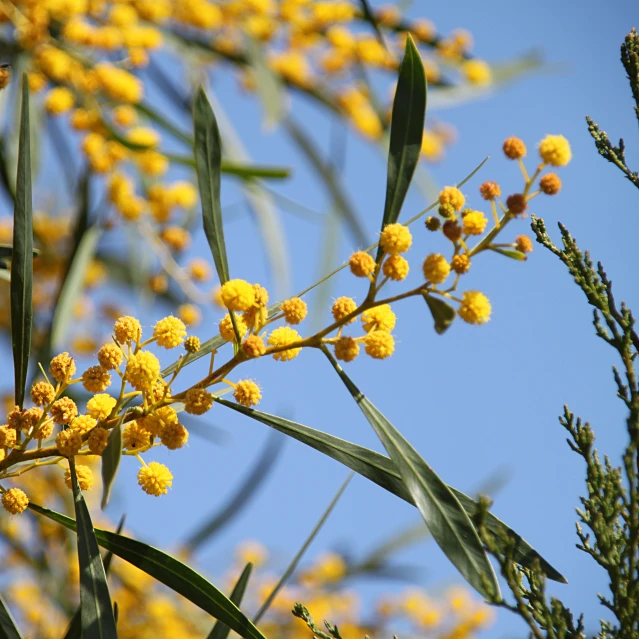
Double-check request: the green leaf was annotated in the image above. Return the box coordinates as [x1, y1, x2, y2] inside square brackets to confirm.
[356, 0, 387, 51]
[423, 294, 456, 334]
[51, 226, 101, 351]
[193, 86, 230, 284]
[166, 153, 292, 180]
[69, 457, 118, 638]
[215, 398, 566, 583]
[27, 501, 269, 639]
[322, 349, 499, 599]
[244, 36, 286, 129]
[252, 472, 352, 624]
[322, 351, 498, 598]
[377, 35, 427, 260]
[11, 74, 33, 410]
[489, 247, 527, 261]
[101, 414, 124, 510]
[0, 594, 23, 639]
[208, 563, 253, 639]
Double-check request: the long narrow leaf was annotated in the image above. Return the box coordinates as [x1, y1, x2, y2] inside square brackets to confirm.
[166, 153, 292, 179]
[101, 414, 124, 510]
[377, 35, 426, 260]
[215, 399, 566, 583]
[193, 87, 230, 284]
[10, 74, 33, 409]
[322, 350, 499, 599]
[252, 472, 353, 624]
[0, 594, 23, 639]
[69, 457, 118, 638]
[28, 501, 268, 639]
[208, 563, 253, 639]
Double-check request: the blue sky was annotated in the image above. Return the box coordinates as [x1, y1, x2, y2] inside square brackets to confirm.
[7, 1, 639, 636]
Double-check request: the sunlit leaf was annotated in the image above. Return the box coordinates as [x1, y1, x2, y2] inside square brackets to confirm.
[215, 398, 566, 582]
[28, 501, 268, 639]
[101, 414, 124, 511]
[489, 247, 527, 261]
[69, 457, 118, 638]
[207, 563, 253, 639]
[0, 594, 23, 639]
[422, 294, 456, 334]
[193, 87, 230, 284]
[377, 35, 427, 261]
[10, 74, 33, 410]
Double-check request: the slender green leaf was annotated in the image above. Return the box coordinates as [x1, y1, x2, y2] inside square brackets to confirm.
[245, 36, 285, 128]
[0, 594, 23, 639]
[184, 431, 284, 552]
[10, 74, 33, 410]
[489, 247, 527, 261]
[193, 86, 230, 284]
[377, 35, 427, 260]
[216, 397, 566, 583]
[27, 501, 268, 639]
[51, 226, 101, 351]
[63, 515, 126, 639]
[69, 457, 118, 638]
[166, 153, 292, 179]
[101, 414, 124, 510]
[322, 349, 499, 599]
[208, 563, 253, 639]
[253, 472, 353, 623]
[161, 156, 490, 377]
[357, 0, 387, 51]
[423, 294, 456, 334]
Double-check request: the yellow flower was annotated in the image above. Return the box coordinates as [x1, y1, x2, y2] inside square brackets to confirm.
[187, 258, 211, 282]
[2, 488, 28, 515]
[219, 313, 248, 342]
[50, 352, 76, 383]
[123, 421, 151, 450]
[153, 315, 187, 349]
[86, 394, 117, 420]
[95, 63, 143, 103]
[184, 336, 200, 353]
[458, 291, 492, 325]
[462, 59, 492, 85]
[56, 429, 82, 457]
[503, 136, 527, 160]
[113, 105, 137, 127]
[423, 254, 451, 284]
[45, 87, 75, 114]
[221, 279, 256, 311]
[380, 223, 412, 255]
[331, 297, 358, 323]
[234, 380, 262, 407]
[516, 235, 534, 253]
[236, 540, 268, 567]
[364, 331, 395, 359]
[361, 305, 396, 333]
[242, 335, 266, 358]
[69, 415, 97, 435]
[81, 366, 111, 393]
[268, 327, 302, 361]
[334, 336, 359, 362]
[184, 388, 214, 415]
[114, 316, 142, 345]
[538, 135, 572, 166]
[177, 304, 201, 327]
[51, 397, 78, 424]
[138, 462, 173, 496]
[125, 351, 161, 391]
[382, 255, 409, 281]
[31, 381, 55, 406]
[451, 254, 471, 274]
[281, 297, 308, 324]
[479, 181, 501, 200]
[97, 344, 124, 370]
[438, 186, 465, 212]
[64, 465, 94, 491]
[462, 211, 488, 236]
[0, 426, 16, 448]
[539, 173, 562, 195]
[160, 422, 189, 450]
[88, 427, 109, 455]
[169, 181, 198, 208]
[349, 251, 376, 277]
